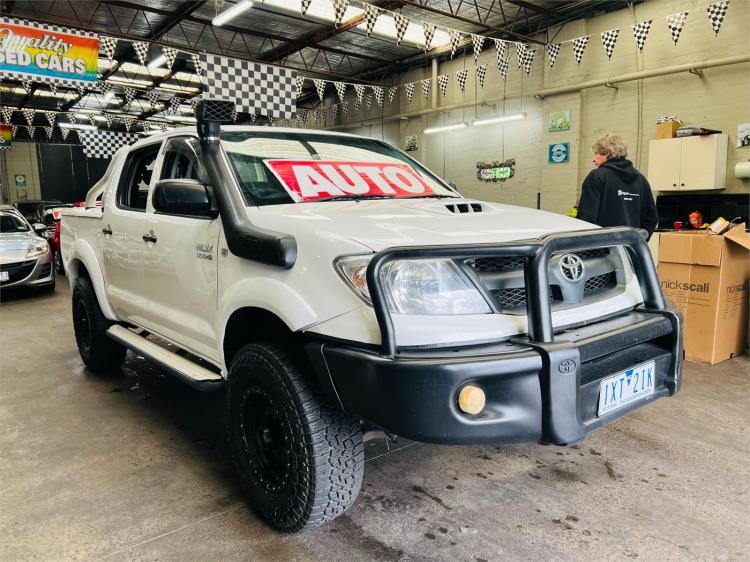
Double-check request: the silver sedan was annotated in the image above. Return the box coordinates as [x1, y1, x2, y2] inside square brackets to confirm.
[0, 205, 55, 292]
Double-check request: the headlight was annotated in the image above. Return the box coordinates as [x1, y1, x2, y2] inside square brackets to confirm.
[335, 255, 492, 315]
[26, 239, 49, 258]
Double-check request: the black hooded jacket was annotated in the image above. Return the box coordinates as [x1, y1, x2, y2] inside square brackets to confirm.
[577, 158, 658, 237]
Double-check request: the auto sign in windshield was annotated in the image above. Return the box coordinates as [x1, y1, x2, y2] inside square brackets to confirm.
[221, 132, 458, 206]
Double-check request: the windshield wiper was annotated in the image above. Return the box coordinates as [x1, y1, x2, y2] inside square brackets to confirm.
[404, 194, 459, 199]
[305, 194, 396, 203]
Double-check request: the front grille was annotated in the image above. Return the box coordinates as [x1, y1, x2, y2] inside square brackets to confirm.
[466, 248, 610, 274]
[1, 259, 36, 285]
[493, 287, 554, 309]
[584, 272, 616, 294]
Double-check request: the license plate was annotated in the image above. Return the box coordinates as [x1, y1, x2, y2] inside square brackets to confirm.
[598, 360, 655, 416]
[0, 271, 8, 282]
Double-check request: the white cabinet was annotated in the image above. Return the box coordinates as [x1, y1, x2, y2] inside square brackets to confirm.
[647, 134, 728, 191]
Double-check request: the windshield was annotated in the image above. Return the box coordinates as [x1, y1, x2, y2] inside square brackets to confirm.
[1, 211, 30, 233]
[221, 132, 458, 205]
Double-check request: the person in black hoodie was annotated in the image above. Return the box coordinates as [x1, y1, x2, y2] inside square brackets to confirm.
[577, 134, 658, 238]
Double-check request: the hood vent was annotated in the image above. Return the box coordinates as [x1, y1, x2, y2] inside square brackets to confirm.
[445, 202, 483, 214]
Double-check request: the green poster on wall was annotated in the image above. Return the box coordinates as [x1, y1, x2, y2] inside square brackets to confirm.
[548, 110, 571, 132]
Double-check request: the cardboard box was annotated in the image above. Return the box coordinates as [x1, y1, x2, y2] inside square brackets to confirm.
[658, 224, 750, 364]
[656, 121, 680, 139]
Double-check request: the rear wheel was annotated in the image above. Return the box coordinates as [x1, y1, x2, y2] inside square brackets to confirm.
[72, 277, 126, 372]
[227, 343, 364, 532]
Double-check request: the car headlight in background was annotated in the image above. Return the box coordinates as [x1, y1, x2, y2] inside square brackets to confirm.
[335, 255, 492, 315]
[26, 239, 49, 258]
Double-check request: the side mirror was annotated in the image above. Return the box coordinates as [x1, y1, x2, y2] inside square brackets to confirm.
[32, 222, 48, 234]
[153, 179, 215, 218]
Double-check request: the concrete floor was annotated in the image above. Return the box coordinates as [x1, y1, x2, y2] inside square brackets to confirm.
[1, 278, 748, 562]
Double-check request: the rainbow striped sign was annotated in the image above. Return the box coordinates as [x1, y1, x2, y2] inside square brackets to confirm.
[0, 18, 99, 84]
[0, 124, 12, 149]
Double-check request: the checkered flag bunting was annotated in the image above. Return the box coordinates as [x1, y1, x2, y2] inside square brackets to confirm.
[44, 111, 56, 126]
[351, 101, 359, 115]
[497, 56, 509, 80]
[98, 81, 111, 95]
[43, 126, 53, 140]
[405, 82, 415, 102]
[132, 41, 150, 66]
[388, 87, 398, 103]
[706, 1, 730, 37]
[334, 82, 347, 103]
[600, 29, 619, 60]
[101, 36, 117, 62]
[76, 85, 87, 97]
[297, 108, 309, 125]
[471, 34, 485, 64]
[295, 76, 305, 98]
[341, 101, 348, 116]
[372, 86, 384, 108]
[521, 47, 535, 76]
[1, 108, 13, 123]
[300, 0, 311, 16]
[87, 113, 98, 126]
[393, 13, 409, 45]
[103, 113, 115, 128]
[26, 126, 35, 139]
[363, 3, 379, 36]
[572, 35, 590, 65]
[59, 126, 71, 141]
[79, 130, 139, 158]
[515, 43, 525, 69]
[666, 12, 689, 45]
[353, 84, 365, 103]
[67, 114, 77, 124]
[122, 117, 137, 132]
[169, 97, 181, 114]
[201, 53, 296, 119]
[456, 68, 468, 92]
[21, 79, 32, 94]
[124, 87, 137, 107]
[314, 79, 327, 101]
[162, 47, 178, 70]
[147, 90, 160, 108]
[421, 78, 431, 99]
[449, 29, 461, 58]
[48, 83, 58, 96]
[494, 39, 508, 68]
[330, 105, 338, 120]
[422, 22, 436, 51]
[321, 107, 328, 124]
[476, 64, 487, 88]
[437, 74, 449, 96]
[159, 123, 169, 132]
[547, 43, 560, 69]
[22, 109, 34, 126]
[364, 93, 372, 111]
[191, 53, 203, 76]
[332, 0, 348, 27]
[632, 20, 652, 53]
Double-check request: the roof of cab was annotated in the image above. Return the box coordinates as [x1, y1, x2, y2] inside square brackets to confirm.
[130, 125, 371, 150]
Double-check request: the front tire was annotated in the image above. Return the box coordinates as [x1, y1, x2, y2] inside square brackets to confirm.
[72, 277, 126, 372]
[227, 343, 364, 532]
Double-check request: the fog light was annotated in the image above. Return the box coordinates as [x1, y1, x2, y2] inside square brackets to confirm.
[458, 385, 485, 415]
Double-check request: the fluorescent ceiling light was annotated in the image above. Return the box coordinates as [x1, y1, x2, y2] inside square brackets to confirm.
[147, 54, 167, 69]
[166, 115, 196, 122]
[107, 77, 153, 88]
[472, 112, 527, 126]
[213, 0, 253, 27]
[59, 122, 98, 130]
[424, 122, 468, 134]
[102, 91, 116, 103]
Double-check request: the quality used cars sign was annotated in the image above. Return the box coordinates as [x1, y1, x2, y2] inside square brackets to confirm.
[0, 17, 99, 83]
[264, 160, 435, 202]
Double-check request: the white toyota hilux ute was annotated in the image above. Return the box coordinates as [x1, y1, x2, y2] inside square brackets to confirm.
[61, 100, 682, 532]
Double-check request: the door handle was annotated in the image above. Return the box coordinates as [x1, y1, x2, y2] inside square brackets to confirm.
[142, 233, 157, 244]
[102, 226, 112, 235]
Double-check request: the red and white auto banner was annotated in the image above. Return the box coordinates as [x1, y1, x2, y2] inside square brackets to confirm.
[264, 160, 435, 202]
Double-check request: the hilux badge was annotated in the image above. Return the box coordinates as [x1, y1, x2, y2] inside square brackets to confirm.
[559, 253, 584, 282]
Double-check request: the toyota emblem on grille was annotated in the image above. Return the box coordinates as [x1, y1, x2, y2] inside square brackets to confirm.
[559, 254, 584, 281]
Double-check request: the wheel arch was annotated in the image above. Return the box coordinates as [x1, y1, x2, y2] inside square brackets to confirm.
[67, 241, 117, 321]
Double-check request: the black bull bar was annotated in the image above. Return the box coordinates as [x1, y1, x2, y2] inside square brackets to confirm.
[364, 227, 682, 444]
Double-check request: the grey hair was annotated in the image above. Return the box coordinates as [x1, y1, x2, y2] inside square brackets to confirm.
[592, 134, 628, 159]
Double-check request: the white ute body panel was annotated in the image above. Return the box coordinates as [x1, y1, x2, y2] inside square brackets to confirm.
[61, 127, 644, 374]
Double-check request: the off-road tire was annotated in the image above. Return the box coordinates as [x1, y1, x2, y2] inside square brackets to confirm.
[227, 343, 364, 532]
[72, 277, 126, 372]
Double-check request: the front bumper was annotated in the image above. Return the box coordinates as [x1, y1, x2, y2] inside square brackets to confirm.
[0, 254, 55, 289]
[307, 308, 682, 445]
[307, 227, 683, 446]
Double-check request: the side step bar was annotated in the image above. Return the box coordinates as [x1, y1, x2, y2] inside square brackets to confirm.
[107, 325, 225, 392]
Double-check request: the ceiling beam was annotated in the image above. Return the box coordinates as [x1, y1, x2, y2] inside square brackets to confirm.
[503, 0, 557, 17]
[395, 0, 546, 45]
